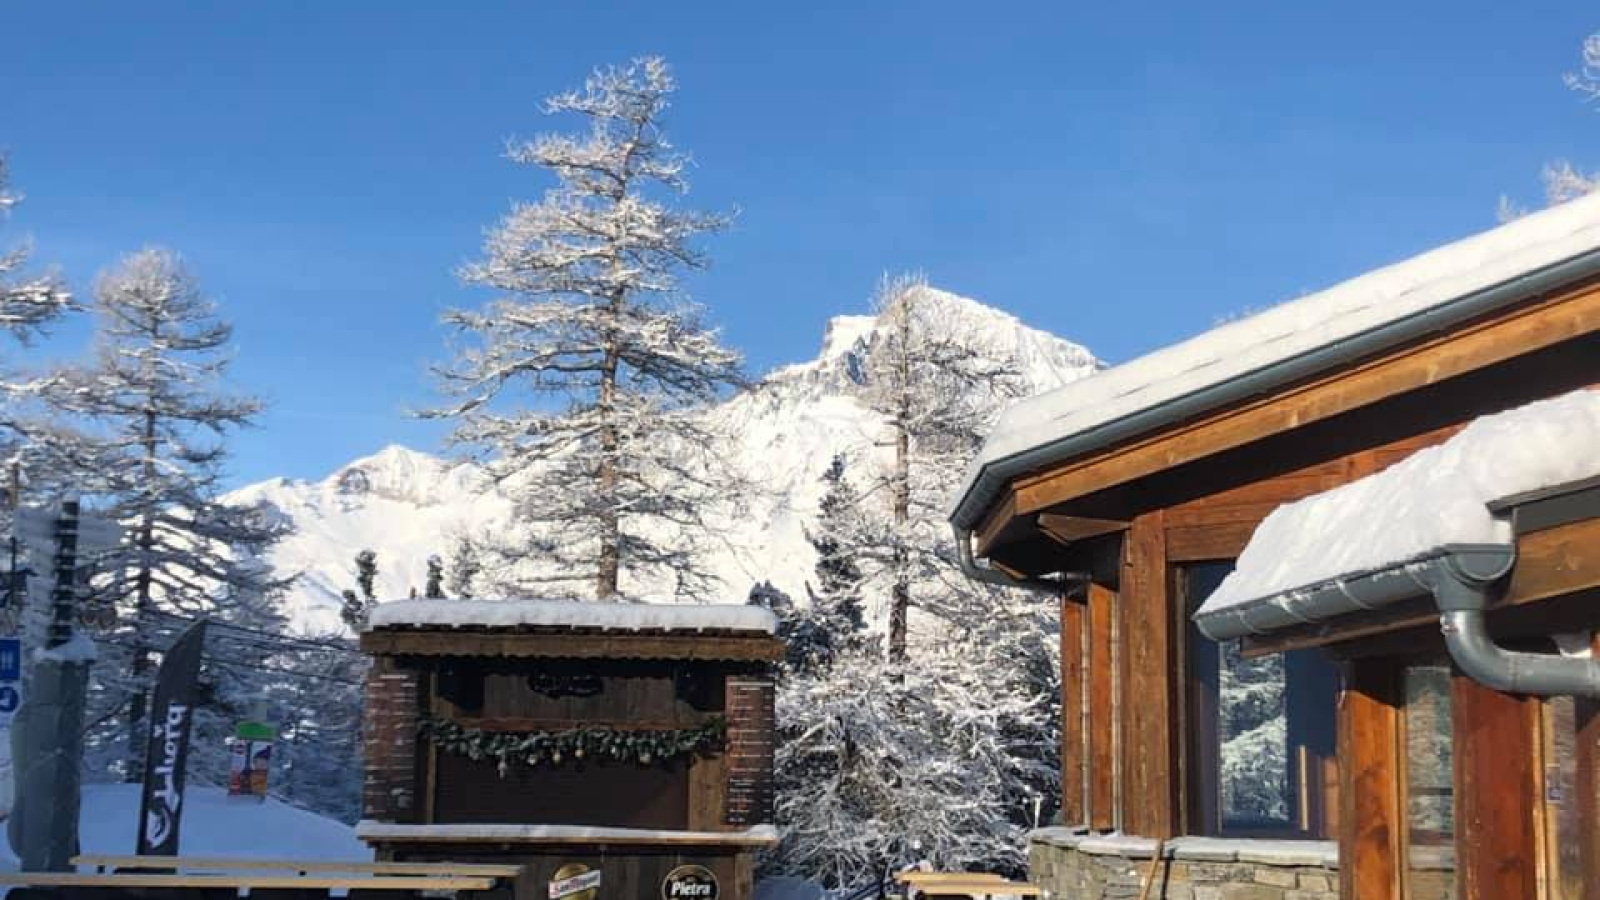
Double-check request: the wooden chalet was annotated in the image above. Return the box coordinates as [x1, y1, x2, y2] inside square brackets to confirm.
[358, 600, 783, 900]
[950, 191, 1600, 900]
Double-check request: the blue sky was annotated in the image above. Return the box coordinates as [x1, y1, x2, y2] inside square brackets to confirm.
[1, 2, 1594, 486]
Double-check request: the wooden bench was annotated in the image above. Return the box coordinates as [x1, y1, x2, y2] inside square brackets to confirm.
[895, 873, 1008, 884]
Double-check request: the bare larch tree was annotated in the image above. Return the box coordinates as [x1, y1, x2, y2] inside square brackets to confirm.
[431, 56, 744, 601]
[71, 247, 291, 774]
[859, 274, 1026, 663]
[0, 154, 84, 488]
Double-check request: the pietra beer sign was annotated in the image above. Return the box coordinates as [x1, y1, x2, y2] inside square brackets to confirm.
[662, 865, 719, 900]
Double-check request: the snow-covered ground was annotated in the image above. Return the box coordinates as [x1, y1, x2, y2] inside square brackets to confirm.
[228, 288, 1099, 634]
[0, 783, 368, 870]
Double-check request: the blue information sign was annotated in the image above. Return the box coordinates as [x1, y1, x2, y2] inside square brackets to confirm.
[0, 638, 18, 682]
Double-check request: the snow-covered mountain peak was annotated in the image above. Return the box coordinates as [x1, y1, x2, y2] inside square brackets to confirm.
[819, 315, 877, 361]
[233, 290, 1101, 635]
[327, 443, 482, 507]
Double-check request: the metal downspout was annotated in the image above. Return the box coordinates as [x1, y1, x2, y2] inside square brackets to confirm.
[951, 523, 1088, 594]
[1433, 550, 1600, 698]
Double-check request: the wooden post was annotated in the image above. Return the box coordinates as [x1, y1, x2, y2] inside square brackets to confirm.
[1452, 672, 1540, 900]
[1119, 511, 1177, 838]
[1337, 659, 1402, 900]
[1578, 633, 1600, 900]
[1088, 583, 1116, 831]
[1059, 592, 1086, 828]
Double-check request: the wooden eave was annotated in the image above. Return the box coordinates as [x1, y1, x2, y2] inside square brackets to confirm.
[976, 275, 1600, 561]
[360, 626, 785, 662]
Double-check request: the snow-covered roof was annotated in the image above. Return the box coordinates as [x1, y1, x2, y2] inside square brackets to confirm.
[355, 821, 778, 846]
[953, 190, 1600, 527]
[366, 599, 779, 635]
[1196, 387, 1600, 619]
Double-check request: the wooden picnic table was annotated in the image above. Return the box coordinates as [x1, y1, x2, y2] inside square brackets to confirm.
[0, 872, 500, 891]
[897, 876, 1042, 899]
[0, 856, 522, 898]
[72, 856, 523, 879]
[895, 873, 1007, 884]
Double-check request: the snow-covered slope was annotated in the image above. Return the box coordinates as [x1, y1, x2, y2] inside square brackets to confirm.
[0, 783, 367, 871]
[225, 446, 513, 634]
[227, 288, 1099, 634]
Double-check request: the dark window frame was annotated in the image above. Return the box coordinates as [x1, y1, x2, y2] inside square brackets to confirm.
[1180, 560, 1339, 840]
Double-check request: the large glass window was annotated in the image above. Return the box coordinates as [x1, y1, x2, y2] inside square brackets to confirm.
[1183, 561, 1338, 838]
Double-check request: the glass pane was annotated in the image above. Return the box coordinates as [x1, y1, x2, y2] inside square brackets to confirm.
[1218, 641, 1289, 827]
[1404, 665, 1455, 900]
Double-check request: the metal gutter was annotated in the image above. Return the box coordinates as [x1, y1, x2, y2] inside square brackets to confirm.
[1194, 543, 1600, 698]
[952, 522, 1087, 594]
[948, 248, 1600, 590]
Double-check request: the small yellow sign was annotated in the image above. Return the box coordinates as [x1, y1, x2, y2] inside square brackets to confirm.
[550, 863, 602, 900]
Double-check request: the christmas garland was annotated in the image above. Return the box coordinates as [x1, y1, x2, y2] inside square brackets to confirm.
[419, 714, 726, 777]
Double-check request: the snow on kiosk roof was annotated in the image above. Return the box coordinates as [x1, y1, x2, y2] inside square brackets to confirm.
[368, 599, 779, 634]
[951, 190, 1600, 531]
[361, 599, 784, 661]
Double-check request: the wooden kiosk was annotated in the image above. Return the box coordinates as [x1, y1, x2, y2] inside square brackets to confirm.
[951, 192, 1600, 899]
[358, 600, 783, 900]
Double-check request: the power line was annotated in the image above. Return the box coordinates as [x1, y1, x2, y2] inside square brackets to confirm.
[141, 609, 361, 655]
[95, 637, 366, 688]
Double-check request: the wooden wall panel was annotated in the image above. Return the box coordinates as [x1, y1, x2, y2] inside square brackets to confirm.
[1452, 675, 1540, 900]
[1578, 648, 1600, 900]
[1337, 659, 1402, 900]
[1119, 511, 1178, 838]
[1087, 584, 1115, 831]
[1059, 594, 1086, 828]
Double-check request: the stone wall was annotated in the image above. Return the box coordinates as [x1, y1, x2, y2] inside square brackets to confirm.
[363, 656, 423, 822]
[1029, 829, 1339, 900]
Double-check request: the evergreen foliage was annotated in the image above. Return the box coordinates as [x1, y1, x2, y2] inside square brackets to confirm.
[446, 534, 479, 600]
[341, 548, 378, 630]
[425, 553, 445, 599]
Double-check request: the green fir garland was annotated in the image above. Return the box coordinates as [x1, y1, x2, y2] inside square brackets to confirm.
[419, 714, 727, 777]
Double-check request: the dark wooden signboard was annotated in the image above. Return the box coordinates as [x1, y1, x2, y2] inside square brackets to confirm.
[724, 679, 774, 827]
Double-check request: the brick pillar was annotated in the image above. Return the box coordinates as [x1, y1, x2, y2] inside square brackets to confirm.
[724, 675, 775, 827]
[363, 656, 423, 822]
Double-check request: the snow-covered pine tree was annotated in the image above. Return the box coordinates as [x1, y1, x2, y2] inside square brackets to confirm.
[764, 278, 1063, 886]
[0, 155, 93, 499]
[0, 156, 71, 363]
[856, 274, 1026, 663]
[446, 534, 479, 599]
[770, 642, 1056, 887]
[792, 454, 868, 674]
[429, 56, 745, 602]
[340, 548, 378, 629]
[1565, 30, 1600, 103]
[356, 549, 377, 603]
[67, 247, 292, 776]
[1499, 30, 1600, 219]
[425, 554, 444, 599]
